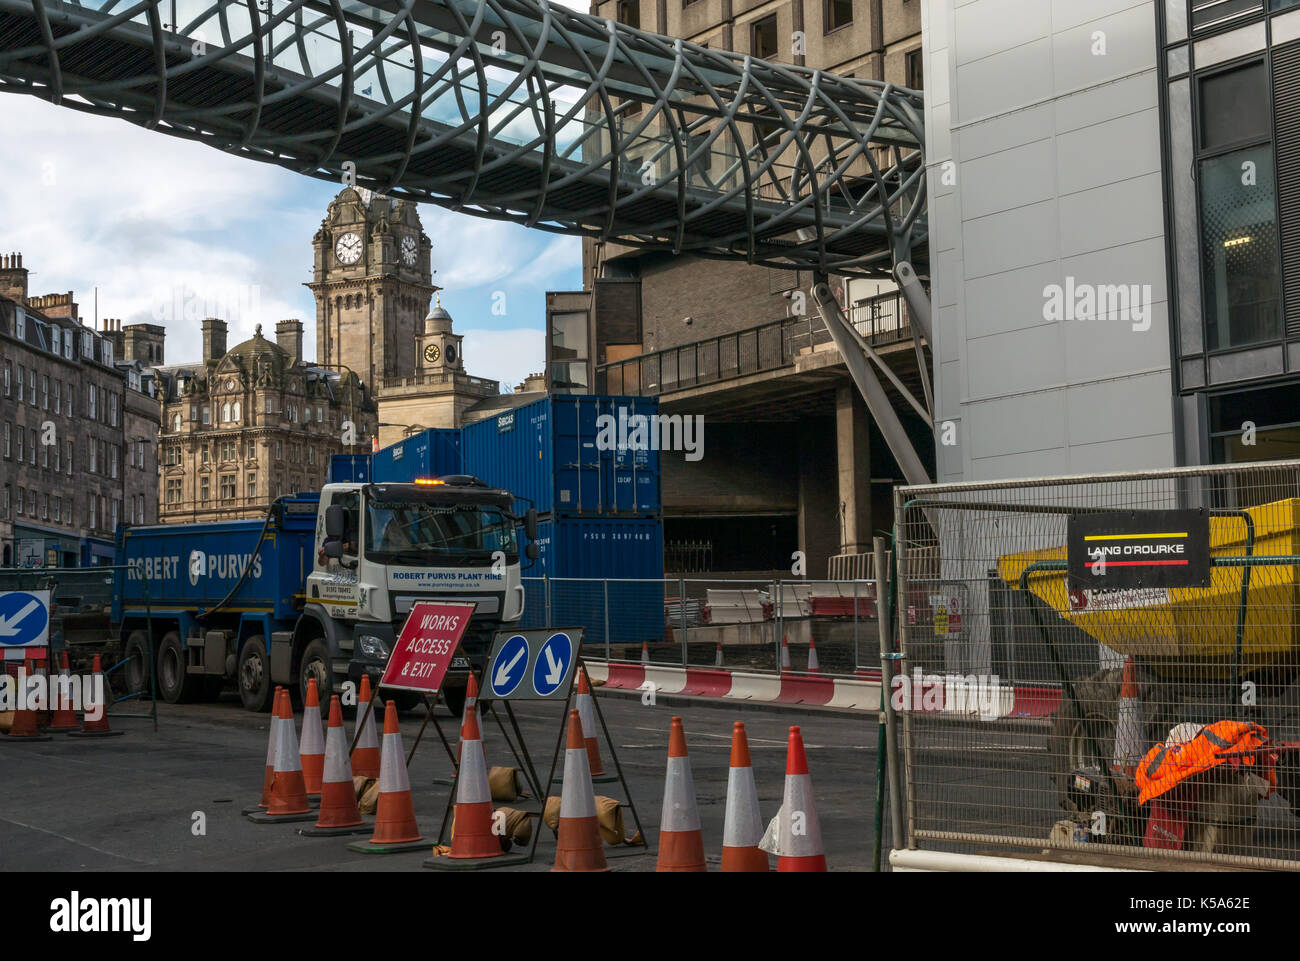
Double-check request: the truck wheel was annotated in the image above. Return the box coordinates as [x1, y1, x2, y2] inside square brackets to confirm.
[123, 631, 152, 696]
[299, 639, 333, 707]
[157, 631, 202, 704]
[442, 685, 467, 718]
[238, 636, 275, 713]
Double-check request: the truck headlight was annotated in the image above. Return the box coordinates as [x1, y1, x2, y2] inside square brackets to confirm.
[357, 634, 390, 659]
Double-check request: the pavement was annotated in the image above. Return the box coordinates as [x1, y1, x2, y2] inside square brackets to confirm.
[0, 688, 890, 871]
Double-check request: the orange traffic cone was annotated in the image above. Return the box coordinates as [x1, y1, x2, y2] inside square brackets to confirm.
[300, 678, 325, 797]
[455, 672, 481, 764]
[447, 689, 501, 860]
[5, 659, 51, 741]
[48, 652, 80, 731]
[780, 635, 791, 672]
[1112, 656, 1144, 778]
[721, 722, 768, 871]
[552, 708, 610, 872]
[640, 642, 650, 666]
[776, 725, 826, 871]
[807, 637, 820, 674]
[250, 687, 284, 811]
[715, 642, 724, 667]
[250, 687, 313, 822]
[574, 666, 608, 779]
[368, 700, 423, 846]
[68, 655, 121, 738]
[302, 695, 368, 836]
[657, 716, 706, 872]
[352, 674, 380, 779]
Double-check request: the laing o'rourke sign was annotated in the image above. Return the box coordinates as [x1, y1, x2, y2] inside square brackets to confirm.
[1067, 509, 1211, 590]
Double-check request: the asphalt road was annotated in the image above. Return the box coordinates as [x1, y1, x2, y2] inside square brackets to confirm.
[0, 689, 888, 872]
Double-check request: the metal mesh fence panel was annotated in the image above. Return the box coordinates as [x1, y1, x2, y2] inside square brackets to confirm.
[894, 461, 1300, 869]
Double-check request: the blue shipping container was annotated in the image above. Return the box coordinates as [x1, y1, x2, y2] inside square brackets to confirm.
[519, 514, 664, 648]
[372, 428, 461, 483]
[461, 395, 661, 515]
[327, 453, 372, 484]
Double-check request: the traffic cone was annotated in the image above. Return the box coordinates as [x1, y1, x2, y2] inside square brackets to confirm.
[250, 687, 312, 821]
[33, 657, 50, 728]
[657, 716, 706, 872]
[68, 655, 122, 738]
[715, 642, 724, 667]
[352, 674, 380, 779]
[640, 642, 650, 666]
[574, 666, 607, 778]
[447, 689, 501, 860]
[1112, 656, 1144, 778]
[780, 635, 791, 672]
[300, 678, 325, 797]
[456, 672, 481, 764]
[252, 687, 284, 811]
[48, 652, 80, 731]
[721, 722, 768, 872]
[302, 695, 368, 835]
[776, 725, 826, 871]
[369, 700, 423, 845]
[552, 708, 609, 872]
[5, 659, 51, 741]
[807, 637, 820, 674]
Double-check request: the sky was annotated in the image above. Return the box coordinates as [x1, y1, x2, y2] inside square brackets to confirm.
[0, 89, 582, 392]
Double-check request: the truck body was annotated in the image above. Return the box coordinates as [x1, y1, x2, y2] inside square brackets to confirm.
[114, 478, 535, 713]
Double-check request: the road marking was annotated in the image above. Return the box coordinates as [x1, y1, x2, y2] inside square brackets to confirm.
[621, 742, 868, 751]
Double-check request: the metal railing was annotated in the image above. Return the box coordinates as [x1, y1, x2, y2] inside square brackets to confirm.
[520, 575, 879, 675]
[595, 290, 912, 397]
[894, 459, 1300, 870]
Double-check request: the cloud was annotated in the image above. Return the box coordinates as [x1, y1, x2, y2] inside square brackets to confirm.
[461, 328, 546, 390]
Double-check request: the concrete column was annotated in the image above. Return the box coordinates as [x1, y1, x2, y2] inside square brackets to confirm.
[836, 383, 872, 556]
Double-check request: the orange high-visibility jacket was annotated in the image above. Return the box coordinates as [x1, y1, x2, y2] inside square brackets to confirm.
[1137, 720, 1275, 805]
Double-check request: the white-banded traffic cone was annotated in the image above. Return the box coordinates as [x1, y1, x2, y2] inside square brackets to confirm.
[247, 687, 284, 812]
[5, 658, 51, 741]
[721, 722, 768, 871]
[776, 725, 826, 871]
[447, 689, 501, 860]
[368, 700, 423, 846]
[552, 709, 609, 872]
[574, 666, 607, 778]
[641, 642, 650, 666]
[807, 637, 820, 674]
[249, 688, 312, 822]
[780, 635, 791, 672]
[657, 716, 705, 872]
[48, 652, 80, 731]
[1112, 656, 1144, 778]
[300, 678, 325, 797]
[352, 674, 380, 779]
[303, 694, 367, 835]
[456, 672, 480, 764]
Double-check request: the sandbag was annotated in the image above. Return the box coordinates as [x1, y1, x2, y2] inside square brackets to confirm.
[542, 795, 630, 844]
[497, 806, 533, 844]
[489, 766, 528, 802]
[543, 796, 561, 834]
[357, 777, 380, 815]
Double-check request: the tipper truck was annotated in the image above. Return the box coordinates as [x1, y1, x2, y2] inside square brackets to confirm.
[113, 475, 538, 714]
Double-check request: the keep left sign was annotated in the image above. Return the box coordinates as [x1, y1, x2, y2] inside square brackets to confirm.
[380, 601, 476, 695]
[0, 591, 50, 648]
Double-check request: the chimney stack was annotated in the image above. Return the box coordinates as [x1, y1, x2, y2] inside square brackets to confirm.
[201, 317, 228, 363]
[0, 251, 29, 303]
[276, 319, 304, 365]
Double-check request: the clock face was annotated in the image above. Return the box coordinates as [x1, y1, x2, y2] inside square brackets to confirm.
[401, 235, 418, 267]
[335, 232, 362, 265]
[423, 343, 440, 364]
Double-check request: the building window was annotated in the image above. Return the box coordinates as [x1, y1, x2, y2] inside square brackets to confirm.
[2, 422, 8, 459]
[200, 476, 210, 502]
[232, 401, 241, 423]
[906, 48, 924, 90]
[89, 441, 97, 473]
[137, 494, 144, 523]
[42, 494, 48, 521]
[41, 443, 48, 470]
[248, 473, 257, 499]
[221, 401, 231, 423]
[1199, 144, 1280, 350]
[15, 427, 22, 462]
[109, 393, 118, 427]
[88, 384, 97, 420]
[2, 362, 9, 397]
[111, 499, 119, 531]
[201, 405, 210, 425]
[66, 440, 72, 474]
[27, 429, 35, 465]
[825, 0, 852, 32]
[1192, 0, 1261, 31]
[220, 474, 236, 500]
[221, 440, 236, 462]
[1199, 62, 1269, 152]
[110, 445, 119, 479]
[16, 487, 22, 515]
[50, 327, 60, 356]
[201, 446, 210, 465]
[54, 443, 60, 472]
[65, 386, 72, 416]
[40, 375, 48, 410]
[53, 381, 60, 412]
[166, 478, 182, 505]
[276, 441, 283, 460]
[16, 366, 23, 402]
[751, 14, 778, 59]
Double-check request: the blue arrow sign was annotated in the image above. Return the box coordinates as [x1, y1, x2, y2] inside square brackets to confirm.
[0, 591, 49, 647]
[532, 632, 573, 697]
[489, 634, 529, 698]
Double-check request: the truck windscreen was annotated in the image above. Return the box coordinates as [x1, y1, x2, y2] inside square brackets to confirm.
[364, 500, 518, 565]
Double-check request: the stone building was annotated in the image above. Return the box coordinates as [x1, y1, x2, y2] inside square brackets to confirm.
[0, 255, 155, 566]
[307, 188, 498, 447]
[155, 318, 376, 524]
[103, 319, 165, 528]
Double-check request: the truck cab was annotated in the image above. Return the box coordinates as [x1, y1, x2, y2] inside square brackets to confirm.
[295, 476, 537, 715]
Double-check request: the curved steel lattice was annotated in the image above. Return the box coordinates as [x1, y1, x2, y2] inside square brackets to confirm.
[0, 0, 925, 276]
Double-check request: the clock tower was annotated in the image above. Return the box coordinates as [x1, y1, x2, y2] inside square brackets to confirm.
[416, 295, 464, 374]
[307, 187, 437, 390]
